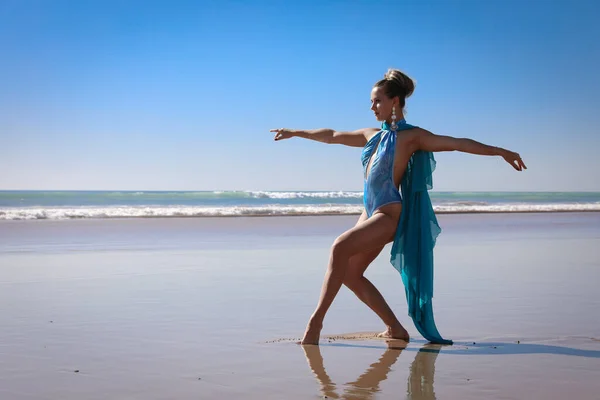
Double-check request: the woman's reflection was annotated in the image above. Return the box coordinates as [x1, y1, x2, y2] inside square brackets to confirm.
[407, 345, 442, 400]
[301, 341, 442, 400]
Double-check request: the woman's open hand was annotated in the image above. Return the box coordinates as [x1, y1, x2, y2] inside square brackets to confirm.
[271, 128, 295, 141]
[499, 148, 527, 171]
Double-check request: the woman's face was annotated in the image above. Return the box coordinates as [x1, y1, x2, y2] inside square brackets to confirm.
[370, 86, 397, 122]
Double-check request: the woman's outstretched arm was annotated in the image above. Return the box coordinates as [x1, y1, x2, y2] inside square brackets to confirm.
[271, 127, 379, 148]
[412, 128, 527, 171]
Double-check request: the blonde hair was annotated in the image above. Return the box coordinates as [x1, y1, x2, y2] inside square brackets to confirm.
[373, 68, 416, 111]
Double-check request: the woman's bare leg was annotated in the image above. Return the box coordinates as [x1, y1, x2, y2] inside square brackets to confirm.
[344, 249, 409, 340]
[301, 211, 400, 345]
[341, 211, 409, 340]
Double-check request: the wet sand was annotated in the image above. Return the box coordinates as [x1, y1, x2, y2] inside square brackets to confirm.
[1, 213, 599, 399]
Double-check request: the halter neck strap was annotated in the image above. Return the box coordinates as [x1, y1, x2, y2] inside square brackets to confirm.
[382, 119, 407, 131]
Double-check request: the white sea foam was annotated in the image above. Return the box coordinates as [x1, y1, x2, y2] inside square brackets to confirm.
[434, 202, 600, 213]
[1, 203, 600, 220]
[246, 191, 363, 199]
[0, 205, 364, 220]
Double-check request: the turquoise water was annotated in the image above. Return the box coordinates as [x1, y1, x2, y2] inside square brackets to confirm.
[0, 191, 599, 219]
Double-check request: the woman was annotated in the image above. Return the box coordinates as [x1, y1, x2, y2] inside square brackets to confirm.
[271, 69, 526, 345]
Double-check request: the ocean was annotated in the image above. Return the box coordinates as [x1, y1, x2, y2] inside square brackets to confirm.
[1, 190, 599, 220]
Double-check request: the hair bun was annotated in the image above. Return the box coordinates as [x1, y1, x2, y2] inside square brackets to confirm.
[383, 69, 396, 80]
[384, 68, 415, 98]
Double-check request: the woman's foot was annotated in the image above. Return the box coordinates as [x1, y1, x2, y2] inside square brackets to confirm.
[300, 319, 323, 345]
[377, 323, 410, 341]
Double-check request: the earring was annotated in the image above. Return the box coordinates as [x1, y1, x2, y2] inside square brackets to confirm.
[391, 107, 398, 130]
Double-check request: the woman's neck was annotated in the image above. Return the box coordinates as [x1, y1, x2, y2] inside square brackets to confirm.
[386, 112, 405, 125]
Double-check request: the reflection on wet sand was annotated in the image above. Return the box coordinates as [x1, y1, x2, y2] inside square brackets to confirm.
[407, 345, 442, 400]
[302, 341, 442, 400]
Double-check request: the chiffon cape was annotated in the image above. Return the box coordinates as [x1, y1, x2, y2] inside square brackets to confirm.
[381, 121, 453, 345]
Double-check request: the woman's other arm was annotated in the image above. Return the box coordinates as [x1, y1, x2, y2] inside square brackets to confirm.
[412, 128, 527, 171]
[271, 127, 379, 148]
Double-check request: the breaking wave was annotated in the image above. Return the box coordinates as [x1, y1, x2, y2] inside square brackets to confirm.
[2, 202, 599, 220]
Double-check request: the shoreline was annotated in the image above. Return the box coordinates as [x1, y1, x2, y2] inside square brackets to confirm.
[2, 208, 600, 222]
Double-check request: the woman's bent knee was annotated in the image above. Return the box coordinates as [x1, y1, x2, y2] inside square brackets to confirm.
[331, 234, 353, 259]
[343, 273, 362, 291]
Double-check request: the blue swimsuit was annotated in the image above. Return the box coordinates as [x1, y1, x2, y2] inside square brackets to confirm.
[361, 119, 453, 345]
[362, 120, 413, 217]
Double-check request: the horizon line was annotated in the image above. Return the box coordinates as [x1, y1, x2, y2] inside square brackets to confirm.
[1, 189, 599, 194]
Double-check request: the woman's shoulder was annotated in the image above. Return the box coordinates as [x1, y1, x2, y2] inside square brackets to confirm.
[396, 126, 430, 154]
[363, 127, 383, 142]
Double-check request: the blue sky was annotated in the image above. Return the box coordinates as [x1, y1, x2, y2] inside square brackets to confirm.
[1, 0, 599, 191]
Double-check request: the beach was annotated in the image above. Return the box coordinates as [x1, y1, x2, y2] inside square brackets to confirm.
[3, 0, 600, 397]
[1, 212, 600, 399]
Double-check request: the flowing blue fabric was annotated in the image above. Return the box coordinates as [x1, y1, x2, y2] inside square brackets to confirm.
[363, 120, 453, 345]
